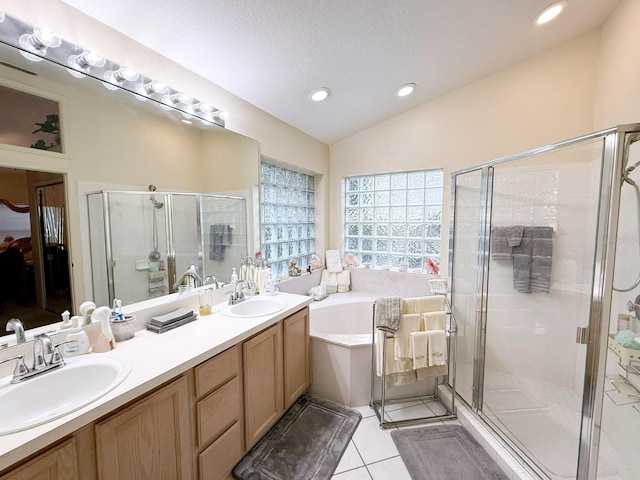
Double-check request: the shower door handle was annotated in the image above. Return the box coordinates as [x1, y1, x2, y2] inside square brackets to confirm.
[576, 326, 589, 345]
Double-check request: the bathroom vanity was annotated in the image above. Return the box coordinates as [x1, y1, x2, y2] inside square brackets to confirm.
[0, 293, 311, 480]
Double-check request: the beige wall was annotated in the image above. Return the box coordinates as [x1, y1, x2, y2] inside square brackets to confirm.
[594, 0, 640, 128]
[329, 31, 601, 273]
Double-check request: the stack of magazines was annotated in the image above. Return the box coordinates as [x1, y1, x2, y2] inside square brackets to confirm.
[147, 308, 197, 334]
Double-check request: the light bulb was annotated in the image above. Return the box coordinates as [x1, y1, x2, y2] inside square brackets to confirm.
[309, 87, 330, 102]
[19, 24, 62, 61]
[534, 1, 567, 25]
[68, 49, 105, 71]
[194, 102, 213, 115]
[162, 92, 192, 107]
[143, 80, 168, 95]
[67, 49, 105, 77]
[395, 83, 416, 97]
[104, 64, 139, 86]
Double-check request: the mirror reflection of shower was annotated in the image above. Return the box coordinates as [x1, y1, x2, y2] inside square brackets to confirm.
[615, 134, 640, 292]
[147, 185, 163, 264]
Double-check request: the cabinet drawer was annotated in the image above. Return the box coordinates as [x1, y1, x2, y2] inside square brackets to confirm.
[195, 345, 239, 398]
[198, 422, 243, 480]
[197, 376, 241, 448]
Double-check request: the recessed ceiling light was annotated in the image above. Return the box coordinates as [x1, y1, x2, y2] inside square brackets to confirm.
[534, 1, 567, 25]
[309, 87, 330, 102]
[395, 83, 416, 97]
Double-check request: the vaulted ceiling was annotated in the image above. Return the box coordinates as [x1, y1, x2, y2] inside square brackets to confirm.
[60, 0, 620, 144]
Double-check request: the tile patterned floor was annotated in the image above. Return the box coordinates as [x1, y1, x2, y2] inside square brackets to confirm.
[331, 399, 462, 479]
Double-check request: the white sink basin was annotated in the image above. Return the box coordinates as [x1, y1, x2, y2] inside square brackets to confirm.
[219, 297, 287, 318]
[0, 354, 131, 435]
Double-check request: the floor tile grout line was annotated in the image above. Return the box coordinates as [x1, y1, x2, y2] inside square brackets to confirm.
[365, 454, 403, 467]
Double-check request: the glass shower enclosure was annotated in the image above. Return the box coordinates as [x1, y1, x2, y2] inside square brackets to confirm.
[450, 124, 640, 479]
[87, 190, 247, 306]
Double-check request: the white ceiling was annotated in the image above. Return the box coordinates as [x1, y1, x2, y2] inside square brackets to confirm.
[60, 0, 619, 145]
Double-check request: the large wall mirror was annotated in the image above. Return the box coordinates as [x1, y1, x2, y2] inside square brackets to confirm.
[0, 167, 70, 332]
[0, 22, 260, 340]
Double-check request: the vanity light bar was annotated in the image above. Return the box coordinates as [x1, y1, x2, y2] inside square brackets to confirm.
[0, 12, 226, 128]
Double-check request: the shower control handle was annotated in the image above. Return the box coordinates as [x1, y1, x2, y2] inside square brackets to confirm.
[575, 327, 589, 345]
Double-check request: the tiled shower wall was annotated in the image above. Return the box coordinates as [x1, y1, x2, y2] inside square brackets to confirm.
[486, 156, 601, 392]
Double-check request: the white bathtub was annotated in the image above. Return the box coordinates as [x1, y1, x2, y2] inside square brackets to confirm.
[308, 296, 375, 407]
[308, 293, 440, 407]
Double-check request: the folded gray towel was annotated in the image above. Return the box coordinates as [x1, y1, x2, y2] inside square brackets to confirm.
[505, 225, 524, 247]
[531, 228, 553, 293]
[491, 227, 511, 260]
[150, 308, 194, 327]
[511, 226, 553, 294]
[375, 297, 403, 333]
[531, 257, 552, 293]
[533, 238, 553, 257]
[513, 251, 532, 293]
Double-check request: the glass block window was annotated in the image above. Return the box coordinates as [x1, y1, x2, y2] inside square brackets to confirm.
[261, 162, 315, 278]
[344, 170, 443, 269]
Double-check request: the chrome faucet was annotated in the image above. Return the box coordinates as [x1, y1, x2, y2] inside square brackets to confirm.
[229, 279, 249, 305]
[32, 333, 54, 371]
[0, 334, 71, 383]
[5, 318, 26, 344]
[204, 275, 220, 289]
[173, 264, 202, 290]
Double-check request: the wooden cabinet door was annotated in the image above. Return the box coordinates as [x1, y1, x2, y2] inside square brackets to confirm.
[95, 375, 193, 480]
[243, 322, 283, 448]
[0, 439, 78, 480]
[283, 307, 310, 408]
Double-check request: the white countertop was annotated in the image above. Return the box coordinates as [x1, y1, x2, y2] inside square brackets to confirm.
[0, 292, 312, 472]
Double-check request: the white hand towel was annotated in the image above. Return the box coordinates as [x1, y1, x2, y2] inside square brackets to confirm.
[394, 314, 421, 361]
[320, 269, 338, 294]
[376, 331, 413, 377]
[336, 269, 351, 292]
[410, 331, 429, 369]
[427, 330, 447, 366]
[403, 295, 444, 314]
[422, 311, 446, 331]
[325, 249, 343, 272]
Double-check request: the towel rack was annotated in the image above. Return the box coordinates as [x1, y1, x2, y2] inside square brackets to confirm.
[369, 281, 457, 429]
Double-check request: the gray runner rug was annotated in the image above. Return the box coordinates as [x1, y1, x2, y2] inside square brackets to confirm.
[391, 424, 509, 480]
[233, 394, 361, 480]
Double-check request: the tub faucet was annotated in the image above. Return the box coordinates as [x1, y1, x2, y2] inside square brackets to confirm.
[204, 275, 220, 289]
[173, 264, 202, 290]
[5, 318, 26, 344]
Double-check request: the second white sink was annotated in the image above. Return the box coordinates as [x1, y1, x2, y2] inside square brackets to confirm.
[219, 297, 287, 318]
[0, 354, 131, 435]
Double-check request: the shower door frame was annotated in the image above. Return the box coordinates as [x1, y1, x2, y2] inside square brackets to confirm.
[449, 124, 640, 479]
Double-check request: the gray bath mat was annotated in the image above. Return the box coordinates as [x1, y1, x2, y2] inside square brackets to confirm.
[233, 394, 361, 480]
[391, 424, 509, 480]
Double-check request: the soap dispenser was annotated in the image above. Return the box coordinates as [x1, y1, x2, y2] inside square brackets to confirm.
[59, 310, 73, 330]
[64, 316, 90, 356]
[91, 306, 117, 352]
[264, 270, 276, 296]
[231, 267, 238, 285]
